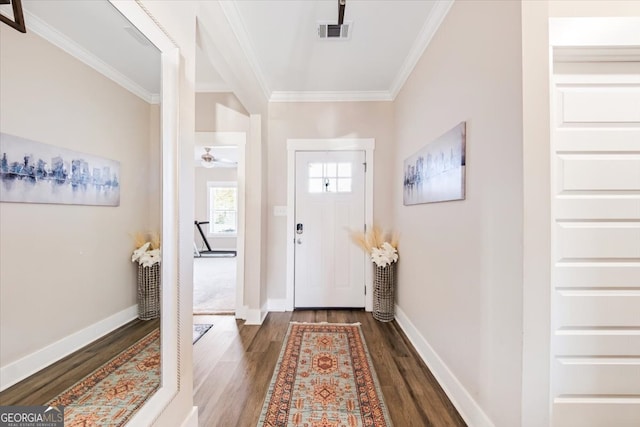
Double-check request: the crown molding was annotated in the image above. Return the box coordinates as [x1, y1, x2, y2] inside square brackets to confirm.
[24, 10, 160, 104]
[218, 0, 272, 101]
[270, 90, 393, 103]
[389, 0, 454, 100]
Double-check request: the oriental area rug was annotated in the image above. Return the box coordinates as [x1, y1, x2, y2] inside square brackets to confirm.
[258, 322, 393, 427]
[47, 328, 160, 427]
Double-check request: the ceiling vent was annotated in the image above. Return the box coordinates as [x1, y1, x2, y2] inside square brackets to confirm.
[317, 21, 352, 40]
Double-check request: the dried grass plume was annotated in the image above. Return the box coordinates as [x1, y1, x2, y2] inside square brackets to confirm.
[132, 231, 161, 250]
[349, 225, 398, 254]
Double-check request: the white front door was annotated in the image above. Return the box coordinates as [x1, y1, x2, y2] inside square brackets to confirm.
[551, 61, 640, 426]
[294, 150, 366, 308]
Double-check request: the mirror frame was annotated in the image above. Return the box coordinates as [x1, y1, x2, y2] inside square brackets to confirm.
[108, 1, 180, 424]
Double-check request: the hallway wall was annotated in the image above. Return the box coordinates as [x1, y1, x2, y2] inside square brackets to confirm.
[265, 101, 394, 302]
[0, 26, 157, 374]
[392, 1, 524, 426]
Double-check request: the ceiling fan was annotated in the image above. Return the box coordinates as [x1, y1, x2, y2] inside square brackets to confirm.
[200, 147, 237, 168]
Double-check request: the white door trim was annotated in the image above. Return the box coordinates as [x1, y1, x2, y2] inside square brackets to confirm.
[286, 138, 375, 311]
[526, 17, 640, 426]
[195, 131, 246, 319]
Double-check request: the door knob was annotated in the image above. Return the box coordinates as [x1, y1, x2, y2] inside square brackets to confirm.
[296, 238, 302, 244]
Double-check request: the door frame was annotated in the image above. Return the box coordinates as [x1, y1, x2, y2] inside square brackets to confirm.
[195, 131, 246, 319]
[286, 138, 375, 311]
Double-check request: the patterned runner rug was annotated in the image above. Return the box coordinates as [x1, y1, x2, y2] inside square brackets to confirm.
[258, 322, 393, 427]
[47, 328, 160, 427]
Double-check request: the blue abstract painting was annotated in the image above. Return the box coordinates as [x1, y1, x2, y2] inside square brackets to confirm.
[403, 122, 466, 205]
[0, 133, 120, 206]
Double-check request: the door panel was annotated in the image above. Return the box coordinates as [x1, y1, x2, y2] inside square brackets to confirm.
[294, 151, 365, 308]
[555, 362, 640, 395]
[556, 222, 640, 260]
[551, 65, 640, 426]
[554, 402, 640, 427]
[560, 88, 640, 123]
[558, 154, 640, 191]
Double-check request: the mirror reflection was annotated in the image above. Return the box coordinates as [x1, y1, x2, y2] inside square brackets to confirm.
[0, 1, 163, 424]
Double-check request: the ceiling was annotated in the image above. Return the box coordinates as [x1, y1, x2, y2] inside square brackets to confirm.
[221, 0, 446, 100]
[17, 0, 161, 103]
[10, 0, 452, 104]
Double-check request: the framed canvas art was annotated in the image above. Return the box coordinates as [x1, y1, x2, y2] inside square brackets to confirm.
[0, 133, 121, 206]
[403, 122, 466, 205]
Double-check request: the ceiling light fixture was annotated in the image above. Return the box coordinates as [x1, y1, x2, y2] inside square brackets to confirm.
[200, 147, 237, 168]
[200, 147, 216, 168]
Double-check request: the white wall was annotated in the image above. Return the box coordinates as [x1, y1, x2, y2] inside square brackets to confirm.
[392, 2, 523, 426]
[195, 92, 249, 132]
[0, 26, 158, 366]
[266, 101, 395, 301]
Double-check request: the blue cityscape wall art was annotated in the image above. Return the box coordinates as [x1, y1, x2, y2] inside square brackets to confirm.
[0, 133, 121, 206]
[403, 122, 466, 205]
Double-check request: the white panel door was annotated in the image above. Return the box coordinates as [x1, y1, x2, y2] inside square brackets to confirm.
[551, 66, 640, 426]
[294, 151, 366, 308]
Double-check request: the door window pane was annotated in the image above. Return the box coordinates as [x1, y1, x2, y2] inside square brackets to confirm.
[306, 161, 354, 193]
[337, 163, 352, 177]
[325, 178, 337, 193]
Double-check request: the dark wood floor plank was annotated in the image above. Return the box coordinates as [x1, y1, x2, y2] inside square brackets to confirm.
[194, 310, 466, 427]
[0, 318, 159, 406]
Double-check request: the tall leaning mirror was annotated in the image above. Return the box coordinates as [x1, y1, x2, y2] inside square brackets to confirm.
[0, 0, 179, 424]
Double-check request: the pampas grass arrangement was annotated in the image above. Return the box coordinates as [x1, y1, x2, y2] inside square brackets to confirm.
[350, 225, 399, 267]
[132, 231, 161, 267]
[133, 231, 161, 250]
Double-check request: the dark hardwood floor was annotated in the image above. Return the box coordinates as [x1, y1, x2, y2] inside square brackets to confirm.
[194, 310, 467, 427]
[2, 311, 466, 426]
[0, 318, 159, 406]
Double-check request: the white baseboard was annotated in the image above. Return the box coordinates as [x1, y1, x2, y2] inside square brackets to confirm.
[0, 305, 138, 391]
[236, 304, 248, 320]
[180, 407, 199, 427]
[394, 305, 495, 427]
[245, 307, 265, 325]
[267, 298, 287, 312]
